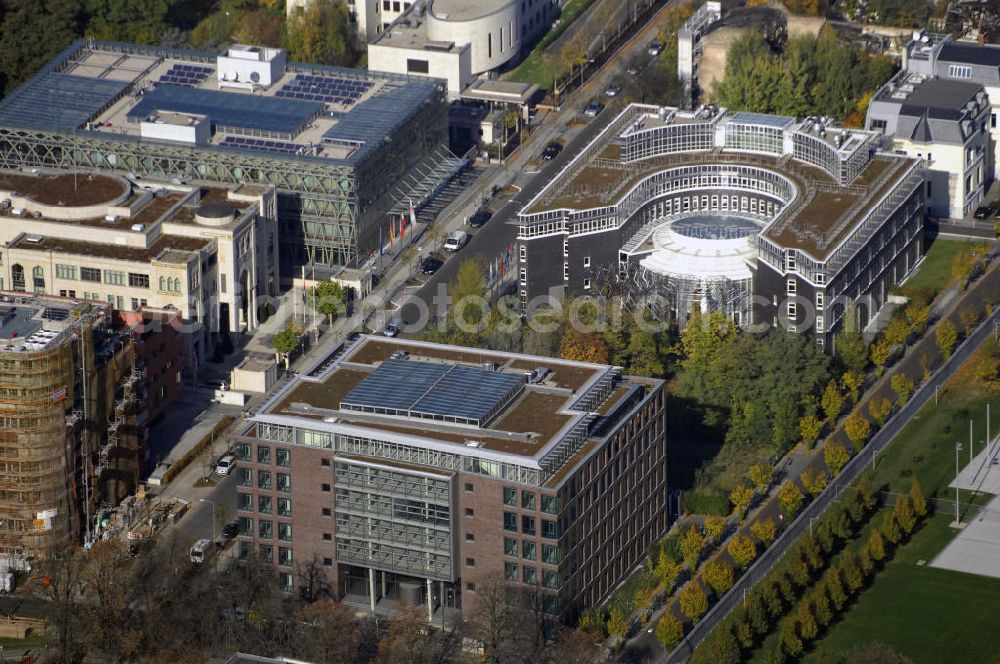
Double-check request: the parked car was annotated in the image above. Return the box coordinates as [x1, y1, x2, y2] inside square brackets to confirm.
[468, 207, 493, 228]
[383, 319, 403, 337]
[444, 229, 470, 251]
[541, 142, 562, 161]
[973, 204, 996, 219]
[648, 41, 663, 57]
[215, 455, 235, 476]
[420, 256, 443, 274]
[189, 539, 212, 564]
[604, 82, 623, 97]
[390, 350, 410, 360]
[220, 521, 239, 544]
[584, 101, 605, 118]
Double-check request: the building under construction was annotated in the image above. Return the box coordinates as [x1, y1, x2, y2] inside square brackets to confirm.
[0, 295, 141, 567]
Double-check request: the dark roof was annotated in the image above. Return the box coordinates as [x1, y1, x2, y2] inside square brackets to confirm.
[939, 42, 1000, 68]
[340, 358, 525, 424]
[896, 78, 983, 112]
[127, 84, 323, 136]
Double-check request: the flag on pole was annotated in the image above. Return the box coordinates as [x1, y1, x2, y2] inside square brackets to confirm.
[379, 225, 384, 257]
[409, 199, 417, 227]
[400, 213, 406, 241]
[389, 219, 395, 243]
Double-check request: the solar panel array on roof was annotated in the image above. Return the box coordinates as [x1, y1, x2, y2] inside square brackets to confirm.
[158, 64, 212, 88]
[0, 72, 128, 131]
[128, 84, 323, 136]
[277, 74, 373, 105]
[340, 359, 525, 425]
[220, 135, 305, 155]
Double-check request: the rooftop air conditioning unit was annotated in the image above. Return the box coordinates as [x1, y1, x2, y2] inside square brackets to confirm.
[0, 199, 9, 209]
[25, 235, 43, 244]
[104, 215, 118, 223]
[131, 223, 144, 232]
[11, 207, 24, 216]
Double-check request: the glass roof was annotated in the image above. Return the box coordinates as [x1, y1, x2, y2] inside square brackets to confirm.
[0, 73, 128, 131]
[128, 84, 323, 135]
[728, 112, 795, 129]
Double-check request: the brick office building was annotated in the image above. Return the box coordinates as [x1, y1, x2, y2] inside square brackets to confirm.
[232, 336, 667, 626]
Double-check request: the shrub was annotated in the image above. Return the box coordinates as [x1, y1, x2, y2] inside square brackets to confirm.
[683, 492, 731, 516]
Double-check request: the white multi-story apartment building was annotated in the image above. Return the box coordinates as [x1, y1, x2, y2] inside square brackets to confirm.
[866, 72, 991, 219]
[903, 31, 1000, 182]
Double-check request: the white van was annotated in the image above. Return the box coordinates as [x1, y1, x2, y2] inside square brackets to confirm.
[189, 539, 212, 564]
[444, 230, 469, 252]
[0, 572, 14, 594]
[215, 455, 235, 476]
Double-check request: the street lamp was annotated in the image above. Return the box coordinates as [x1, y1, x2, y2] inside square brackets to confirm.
[955, 442, 963, 524]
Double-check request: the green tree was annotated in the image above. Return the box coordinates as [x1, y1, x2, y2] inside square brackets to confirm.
[0, 0, 83, 95]
[796, 601, 819, 642]
[729, 484, 754, 520]
[856, 475, 878, 511]
[824, 443, 851, 476]
[778, 481, 804, 519]
[84, 0, 176, 44]
[655, 612, 684, 649]
[868, 396, 892, 428]
[881, 511, 902, 545]
[842, 370, 864, 404]
[959, 305, 981, 337]
[728, 534, 758, 568]
[799, 414, 824, 448]
[882, 316, 910, 348]
[870, 338, 893, 373]
[607, 607, 628, 640]
[844, 412, 872, 450]
[286, 0, 355, 66]
[702, 560, 735, 596]
[706, 624, 742, 664]
[840, 553, 864, 593]
[836, 306, 869, 373]
[751, 518, 778, 545]
[936, 319, 958, 360]
[559, 327, 609, 364]
[904, 298, 930, 334]
[273, 321, 303, 368]
[821, 379, 845, 423]
[679, 582, 709, 622]
[910, 477, 928, 518]
[704, 515, 727, 543]
[825, 568, 848, 611]
[309, 280, 347, 323]
[800, 467, 828, 497]
[779, 618, 804, 658]
[653, 550, 683, 591]
[749, 463, 774, 492]
[747, 592, 770, 635]
[681, 527, 705, 570]
[890, 373, 915, 406]
[894, 495, 917, 536]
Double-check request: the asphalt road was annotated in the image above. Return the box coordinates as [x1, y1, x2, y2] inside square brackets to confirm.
[173, 470, 238, 547]
[663, 282, 1000, 663]
[398, 107, 615, 325]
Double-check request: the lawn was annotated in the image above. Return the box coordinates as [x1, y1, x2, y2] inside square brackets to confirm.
[505, 0, 598, 87]
[805, 515, 1000, 664]
[899, 237, 989, 299]
[797, 367, 1000, 662]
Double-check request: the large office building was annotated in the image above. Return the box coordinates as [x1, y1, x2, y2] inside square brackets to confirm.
[232, 336, 667, 625]
[516, 104, 925, 347]
[0, 296, 143, 567]
[0, 168, 278, 362]
[0, 41, 455, 281]
[866, 71, 991, 219]
[367, 0, 560, 96]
